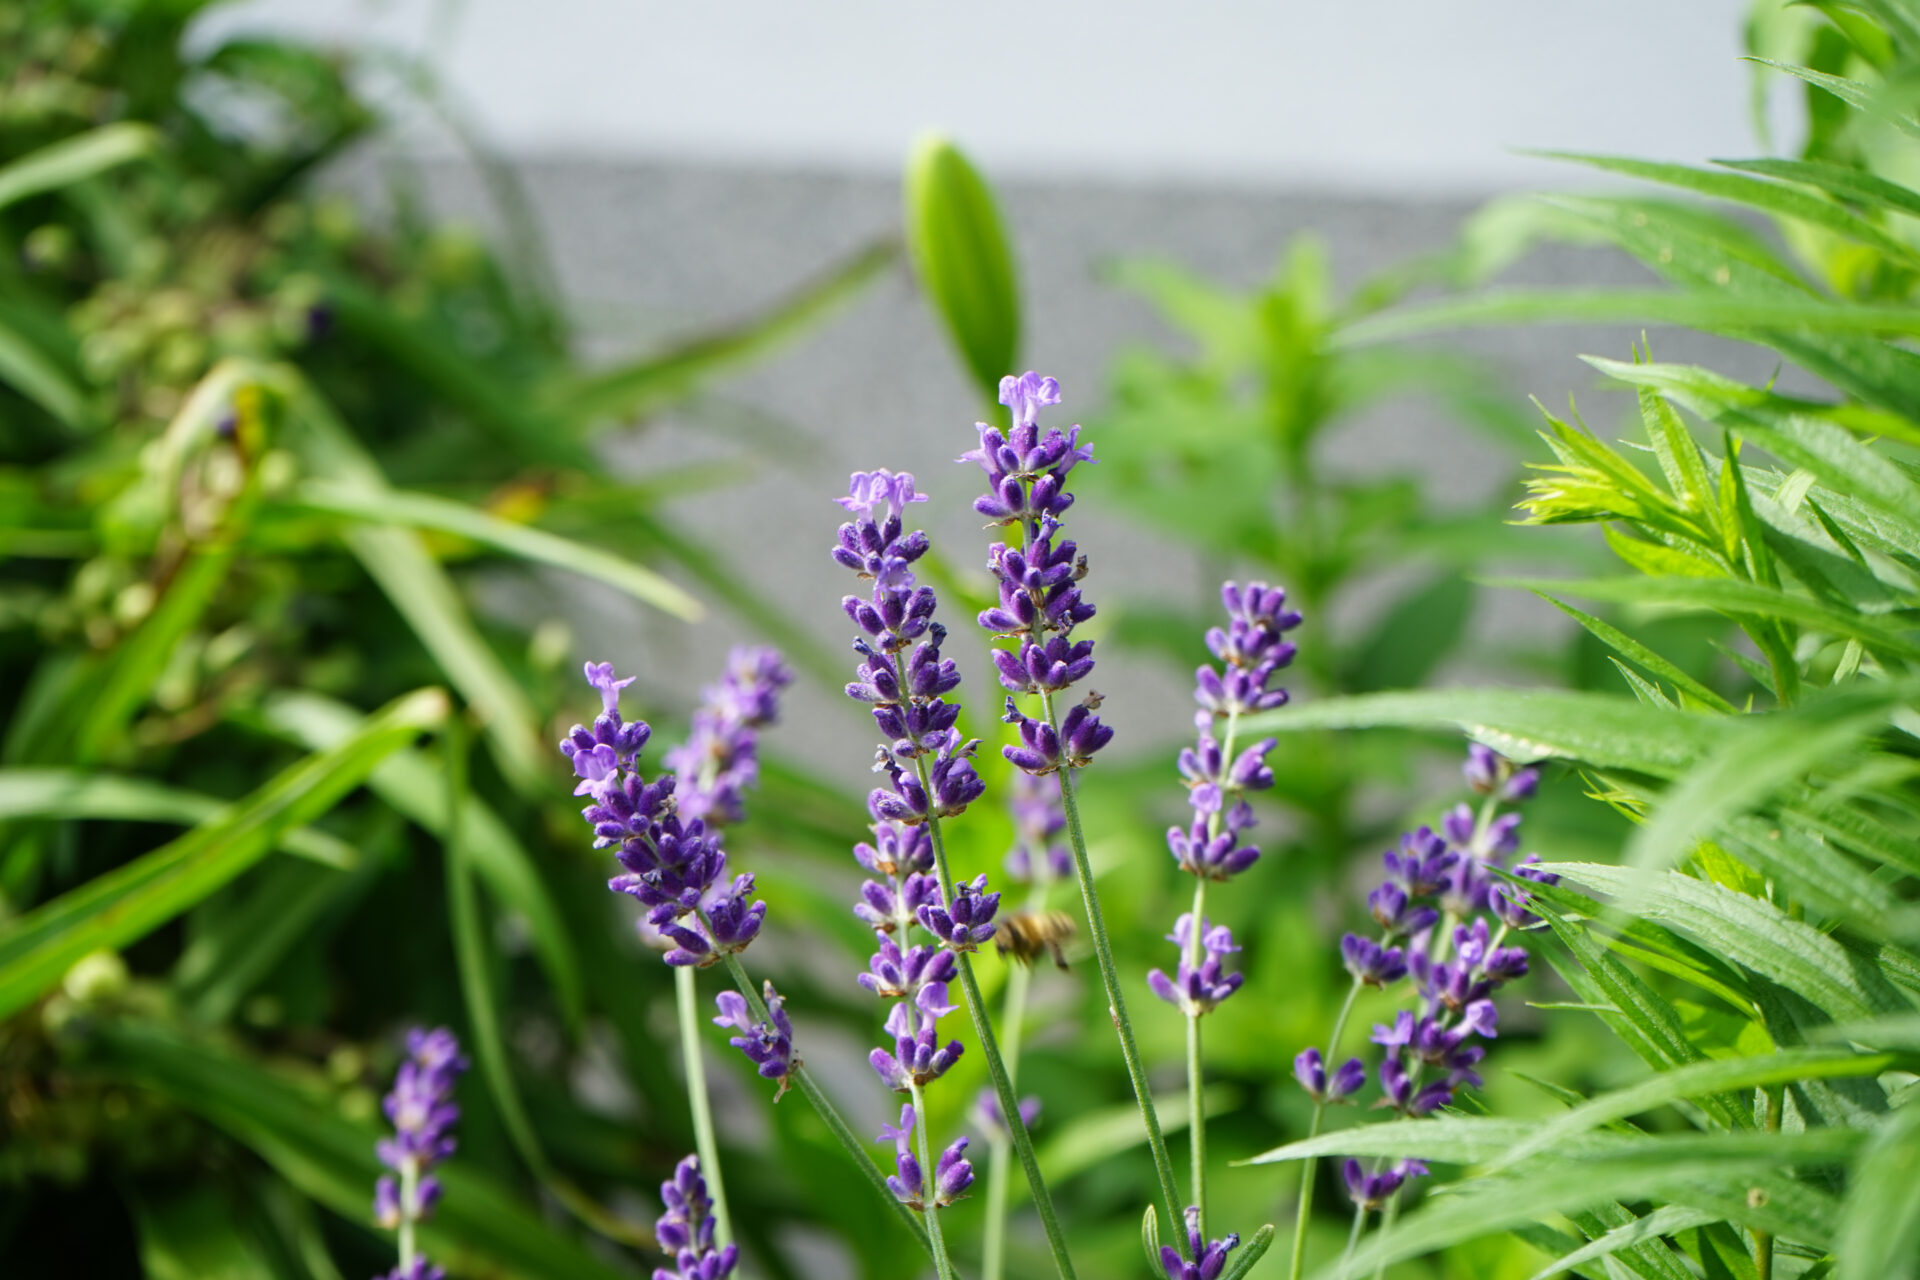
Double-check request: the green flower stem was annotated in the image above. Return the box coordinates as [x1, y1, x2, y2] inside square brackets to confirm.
[917, 765, 1079, 1280]
[1287, 976, 1363, 1280]
[908, 1077, 959, 1280]
[1186, 876, 1210, 1240]
[983, 882, 1045, 1280]
[714, 953, 933, 1260]
[1040, 688, 1189, 1261]
[398, 1156, 419, 1269]
[1756, 1084, 1783, 1280]
[1185, 702, 1241, 1242]
[1342, 1202, 1367, 1265]
[675, 964, 735, 1249]
[1371, 1193, 1400, 1280]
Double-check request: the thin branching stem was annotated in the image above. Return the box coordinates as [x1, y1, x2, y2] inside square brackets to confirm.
[674, 965, 735, 1249]
[1287, 975, 1362, 1280]
[714, 953, 933, 1260]
[919, 766, 1079, 1280]
[983, 880, 1046, 1280]
[1042, 689, 1190, 1260]
[908, 1077, 959, 1280]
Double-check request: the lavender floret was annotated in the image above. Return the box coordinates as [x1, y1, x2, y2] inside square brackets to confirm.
[1159, 1206, 1241, 1280]
[713, 981, 796, 1101]
[1343, 1158, 1429, 1212]
[1147, 915, 1245, 1016]
[653, 1155, 738, 1280]
[372, 1027, 467, 1279]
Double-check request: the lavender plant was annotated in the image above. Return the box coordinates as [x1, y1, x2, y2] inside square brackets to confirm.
[831, 464, 1074, 1278]
[1276, 745, 1546, 1273]
[650, 1156, 739, 1280]
[561, 653, 935, 1268]
[372, 1027, 468, 1280]
[1150, 581, 1298, 1243]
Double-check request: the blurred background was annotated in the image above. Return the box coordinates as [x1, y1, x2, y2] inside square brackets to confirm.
[0, 3, 1839, 1279]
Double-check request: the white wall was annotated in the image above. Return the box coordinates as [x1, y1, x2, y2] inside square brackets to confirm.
[197, 0, 1766, 194]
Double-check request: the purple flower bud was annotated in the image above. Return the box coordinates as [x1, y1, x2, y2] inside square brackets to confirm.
[1382, 827, 1457, 898]
[653, 1155, 739, 1280]
[1160, 1205, 1241, 1280]
[379, 1261, 447, 1280]
[917, 874, 1001, 951]
[1148, 915, 1245, 1015]
[713, 981, 797, 1100]
[1342, 1157, 1428, 1211]
[373, 1026, 466, 1257]
[1341, 934, 1407, 987]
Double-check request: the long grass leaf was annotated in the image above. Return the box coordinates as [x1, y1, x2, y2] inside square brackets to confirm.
[0, 689, 445, 1019]
[290, 479, 703, 621]
[1546, 863, 1912, 1022]
[0, 122, 155, 210]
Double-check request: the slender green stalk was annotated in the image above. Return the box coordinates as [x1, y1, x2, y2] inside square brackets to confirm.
[1287, 976, 1363, 1280]
[1041, 689, 1189, 1260]
[675, 964, 735, 1249]
[398, 1156, 419, 1269]
[1342, 1202, 1367, 1265]
[909, 1077, 960, 1280]
[917, 766, 1079, 1280]
[983, 886, 1042, 1280]
[1371, 1194, 1400, 1280]
[1186, 877, 1210, 1240]
[714, 954, 933, 1260]
[1756, 1084, 1783, 1280]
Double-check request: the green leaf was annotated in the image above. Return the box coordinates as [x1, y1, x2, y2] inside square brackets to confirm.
[1622, 689, 1898, 878]
[1490, 574, 1920, 663]
[254, 690, 584, 1032]
[1713, 157, 1920, 224]
[0, 769, 356, 868]
[0, 122, 156, 210]
[904, 134, 1021, 408]
[1335, 290, 1920, 346]
[1250, 1120, 1859, 1169]
[1318, 1149, 1843, 1279]
[1750, 58, 1920, 143]
[85, 1021, 640, 1280]
[0, 316, 92, 431]
[1536, 151, 1920, 267]
[1524, 1205, 1718, 1280]
[0, 688, 446, 1021]
[173, 857, 369, 1024]
[1535, 901, 1755, 1131]
[1546, 863, 1912, 1022]
[1238, 688, 1732, 777]
[283, 379, 548, 794]
[1835, 1105, 1920, 1280]
[1537, 593, 1734, 712]
[1489, 1046, 1893, 1172]
[288, 479, 702, 621]
[539, 239, 896, 428]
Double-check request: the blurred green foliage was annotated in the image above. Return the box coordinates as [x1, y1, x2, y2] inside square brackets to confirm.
[0, 3, 901, 1277]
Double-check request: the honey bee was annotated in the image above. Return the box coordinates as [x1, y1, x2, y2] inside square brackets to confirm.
[994, 910, 1077, 970]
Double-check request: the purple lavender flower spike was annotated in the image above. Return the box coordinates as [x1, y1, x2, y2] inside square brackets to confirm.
[564, 661, 776, 967]
[1159, 1205, 1241, 1280]
[653, 1155, 738, 1280]
[713, 981, 797, 1101]
[372, 1027, 466, 1276]
[960, 376, 1114, 774]
[1147, 915, 1245, 1015]
[666, 646, 792, 826]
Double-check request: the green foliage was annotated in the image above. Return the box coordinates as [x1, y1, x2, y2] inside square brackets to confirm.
[0, 4, 893, 1275]
[1247, 4, 1920, 1275]
[904, 135, 1022, 412]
